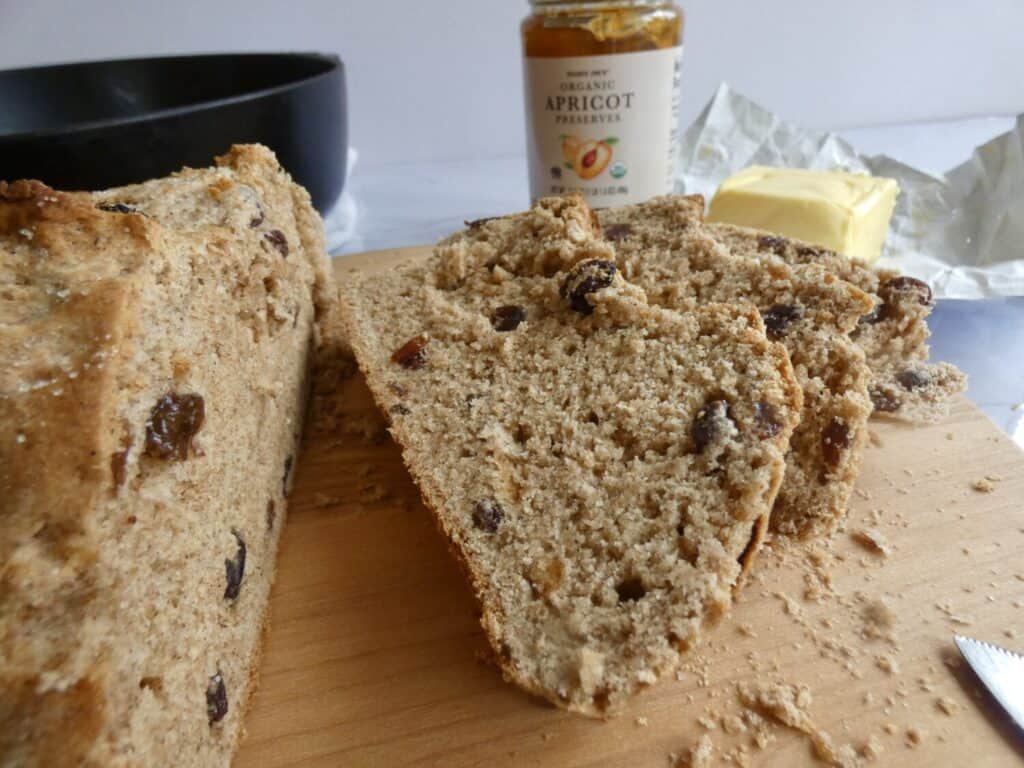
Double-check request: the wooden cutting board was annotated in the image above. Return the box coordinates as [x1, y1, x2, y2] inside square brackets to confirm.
[236, 247, 1024, 768]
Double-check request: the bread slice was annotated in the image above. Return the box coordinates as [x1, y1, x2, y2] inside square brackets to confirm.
[0, 145, 334, 766]
[338, 222, 802, 715]
[595, 197, 875, 538]
[602, 196, 965, 423]
[706, 222, 967, 423]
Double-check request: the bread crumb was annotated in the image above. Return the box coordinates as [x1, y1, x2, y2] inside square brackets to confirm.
[916, 676, 935, 693]
[970, 475, 1000, 493]
[810, 730, 860, 768]
[868, 429, 884, 448]
[721, 714, 746, 735]
[737, 681, 811, 730]
[312, 492, 341, 508]
[635, 716, 649, 727]
[936, 696, 959, 716]
[906, 726, 924, 747]
[851, 527, 892, 556]
[876, 654, 900, 675]
[859, 734, 884, 760]
[883, 723, 898, 735]
[861, 597, 897, 640]
[726, 745, 753, 767]
[737, 681, 859, 768]
[805, 581, 826, 603]
[678, 735, 713, 768]
[945, 432, 955, 440]
[935, 601, 974, 626]
[774, 591, 803, 617]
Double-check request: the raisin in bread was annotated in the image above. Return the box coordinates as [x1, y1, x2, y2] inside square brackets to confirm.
[338, 247, 802, 716]
[705, 223, 967, 423]
[0, 145, 335, 767]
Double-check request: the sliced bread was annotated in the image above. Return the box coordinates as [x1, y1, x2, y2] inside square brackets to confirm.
[595, 196, 875, 538]
[437, 195, 872, 538]
[339, 236, 802, 714]
[704, 222, 967, 423]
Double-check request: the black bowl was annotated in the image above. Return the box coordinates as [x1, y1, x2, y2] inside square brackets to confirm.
[0, 52, 347, 214]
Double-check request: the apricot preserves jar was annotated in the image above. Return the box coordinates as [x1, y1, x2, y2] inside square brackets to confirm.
[522, 0, 684, 206]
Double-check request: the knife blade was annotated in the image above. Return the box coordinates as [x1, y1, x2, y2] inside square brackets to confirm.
[954, 634, 1024, 730]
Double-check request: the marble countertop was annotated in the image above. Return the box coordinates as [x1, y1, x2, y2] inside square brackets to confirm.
[335, 116, 1024, 444]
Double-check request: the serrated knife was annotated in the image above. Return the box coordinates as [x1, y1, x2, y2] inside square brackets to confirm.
[955, 634, 1024, 730]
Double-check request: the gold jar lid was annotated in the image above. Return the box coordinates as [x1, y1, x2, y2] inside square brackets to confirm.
[530, 1, 669, 7]
[525, 0, 681, 46]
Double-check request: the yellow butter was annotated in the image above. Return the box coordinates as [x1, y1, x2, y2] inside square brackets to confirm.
[706, 166, 899, 264]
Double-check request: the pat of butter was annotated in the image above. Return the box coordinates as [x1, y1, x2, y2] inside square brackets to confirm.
[706, 166, 899, 264]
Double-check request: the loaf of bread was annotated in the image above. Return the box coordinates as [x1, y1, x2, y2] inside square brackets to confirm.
[339, 199, 803, 715]
[0, 145, 335, 766]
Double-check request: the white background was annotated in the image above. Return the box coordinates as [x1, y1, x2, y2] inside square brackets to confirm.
[2, 0, 1022, 168]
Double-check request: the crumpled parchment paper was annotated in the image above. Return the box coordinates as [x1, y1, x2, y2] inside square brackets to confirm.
[676, 84, 1024, 299]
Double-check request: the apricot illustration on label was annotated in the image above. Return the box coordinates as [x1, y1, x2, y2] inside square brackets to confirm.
[561, 135, 581, 167]
[559, 135, 618, 180]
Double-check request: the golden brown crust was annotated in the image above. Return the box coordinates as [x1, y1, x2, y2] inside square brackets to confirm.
[737, 513, 770, 579]
[1, 210, 142, 761]
[0, 180, 148, 245]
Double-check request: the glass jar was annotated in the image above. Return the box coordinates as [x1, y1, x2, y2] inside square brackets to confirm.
[521, 1, 684, 206]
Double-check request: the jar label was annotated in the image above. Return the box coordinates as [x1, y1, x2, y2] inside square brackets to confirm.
[524, 47, 682, 206]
